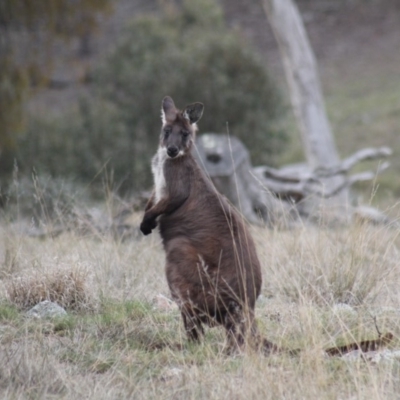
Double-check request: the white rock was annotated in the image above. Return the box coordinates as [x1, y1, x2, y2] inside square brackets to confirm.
[342, 349, 400, 365]
[332, 303, 357, 317]
[26, 300, 67, 319]
[160, 367, 183, 383]
[341, 349, 363, 361]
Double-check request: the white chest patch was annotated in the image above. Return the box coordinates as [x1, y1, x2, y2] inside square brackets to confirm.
[152, 147, 168, 203]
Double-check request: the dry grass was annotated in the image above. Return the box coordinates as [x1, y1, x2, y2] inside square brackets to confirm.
[1, 207, 400, 399]
[5, 269, 91, 311]
[257, 222, 400, 305]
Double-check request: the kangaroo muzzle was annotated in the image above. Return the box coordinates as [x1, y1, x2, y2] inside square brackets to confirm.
[167, 146, 179, 158]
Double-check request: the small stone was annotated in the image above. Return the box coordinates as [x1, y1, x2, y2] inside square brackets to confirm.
[341, 349, 400, 365]
[341, 349, 363, 361]
[26, 300, 67, 319]
[153, 294, 178, 312]
[160, 367, 183, 383]
[332, 303, 357, 317]
[368, 350, 400, 364]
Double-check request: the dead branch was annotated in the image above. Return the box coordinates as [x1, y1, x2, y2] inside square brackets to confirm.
[339, 147, 392, 174]
[254, 146, 391, 202]
[325, 332, 393, 356]
[254, 164, 315, 183]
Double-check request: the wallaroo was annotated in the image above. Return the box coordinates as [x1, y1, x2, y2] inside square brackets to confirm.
[140, 96, 277, 352]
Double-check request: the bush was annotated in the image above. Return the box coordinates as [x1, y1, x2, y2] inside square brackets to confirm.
[2, 167, 93, 224]
[6, 269, 93, 311]
[17, 0, 286, 192]
[17, 98, 126, 185]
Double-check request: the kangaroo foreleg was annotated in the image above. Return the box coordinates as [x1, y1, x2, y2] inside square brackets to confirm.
[140, 193, 188, 235]
[144, 191, 155, 211]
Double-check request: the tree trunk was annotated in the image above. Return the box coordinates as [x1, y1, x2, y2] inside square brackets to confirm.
[262, 0, 349, 205]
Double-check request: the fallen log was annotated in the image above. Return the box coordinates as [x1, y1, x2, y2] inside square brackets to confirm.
[195, 133, 393, 226]
[325, 332, 394, 357]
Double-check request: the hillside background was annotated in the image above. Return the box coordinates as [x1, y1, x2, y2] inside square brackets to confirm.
[3, 0, 400, 203]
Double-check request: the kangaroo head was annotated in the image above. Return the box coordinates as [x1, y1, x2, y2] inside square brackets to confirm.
[160, 96, 204, 159]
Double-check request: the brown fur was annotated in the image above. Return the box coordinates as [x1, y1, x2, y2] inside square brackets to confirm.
[140, 96, 262, 350]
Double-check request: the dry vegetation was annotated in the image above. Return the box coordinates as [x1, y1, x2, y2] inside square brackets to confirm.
[2, 1, 399, 398]
[1, 199, 400, 399]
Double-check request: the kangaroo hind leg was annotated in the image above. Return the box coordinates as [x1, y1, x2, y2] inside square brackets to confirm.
[181, 304, 204, 342]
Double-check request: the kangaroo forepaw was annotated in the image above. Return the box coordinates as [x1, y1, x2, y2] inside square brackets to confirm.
[140, 218, 157, 235]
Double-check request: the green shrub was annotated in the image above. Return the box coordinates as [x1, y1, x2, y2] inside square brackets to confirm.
[17, 0, 286, 192]
[17, 98, 125, 184]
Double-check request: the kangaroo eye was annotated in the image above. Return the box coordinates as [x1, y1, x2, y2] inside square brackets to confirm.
[164, 127, 171, 137]
[182, 130, 189, 137]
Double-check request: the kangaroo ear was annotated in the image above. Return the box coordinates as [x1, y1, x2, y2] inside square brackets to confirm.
[182, 102, 204, 124]
[161, 96, 176, 123]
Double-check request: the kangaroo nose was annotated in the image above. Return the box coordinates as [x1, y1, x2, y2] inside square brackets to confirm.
[167, 146, 179, 158]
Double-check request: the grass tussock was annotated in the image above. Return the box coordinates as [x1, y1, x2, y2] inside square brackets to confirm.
[5, 269, 93, 311]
